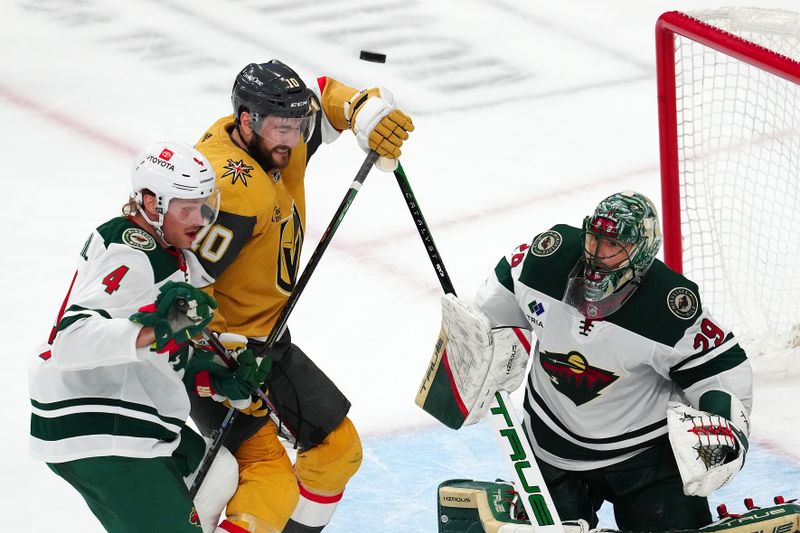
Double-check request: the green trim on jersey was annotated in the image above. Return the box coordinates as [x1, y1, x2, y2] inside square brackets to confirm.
[669, 347, 747, 390]
[494, 258, 514, 293]
[96, 217, 183, 284]
[605, 261, 703, 347]
[516, 224, 707, 348]
[31, 397, 185, 428]
[523, 391, 667, 461]
[31, 411, 181, 443]
[517, 224, 583, 301]
[55, 305, 111, 336]
[698, 390, 733, 419]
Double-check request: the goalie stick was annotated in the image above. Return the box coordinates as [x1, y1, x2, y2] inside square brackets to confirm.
[394, 162, 563, 531]
[189, 150, 379, 498]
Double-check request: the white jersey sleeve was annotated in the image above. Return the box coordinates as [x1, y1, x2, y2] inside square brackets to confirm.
[651, 306, 753, 420]
[475, 243, 531, 330]
[50, 231, 157, 370]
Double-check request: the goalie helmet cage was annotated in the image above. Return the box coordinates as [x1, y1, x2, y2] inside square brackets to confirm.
[656, 8, 800, 360]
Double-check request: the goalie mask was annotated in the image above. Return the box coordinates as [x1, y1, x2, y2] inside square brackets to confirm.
[564, 191, 662, 318]
[131, 141, 220, 244]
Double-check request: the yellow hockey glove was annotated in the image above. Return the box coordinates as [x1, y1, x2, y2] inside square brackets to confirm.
[344, 87, 414, 170]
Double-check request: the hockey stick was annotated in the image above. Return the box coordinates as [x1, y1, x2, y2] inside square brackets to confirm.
[394, 161, 563, 531]
[256, 150, 379, 360]
[187, 327, 296, 499]
[188, 150, 379, 498]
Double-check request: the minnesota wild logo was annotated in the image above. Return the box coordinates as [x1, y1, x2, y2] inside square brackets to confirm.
[122, 227, 156, 251]
[539, 350, 618, 405]
[222, 158, 254, 186]
[530, 230, 562, 257]
[276, 203, 304, 294]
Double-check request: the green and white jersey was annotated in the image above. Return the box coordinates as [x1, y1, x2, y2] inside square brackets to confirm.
[475, 224, 753, 471]
[29, 217, 204, 463]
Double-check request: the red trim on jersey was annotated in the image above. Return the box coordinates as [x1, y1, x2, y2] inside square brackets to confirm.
[441, 350, 469, 417]
[298, 483, 344, 504]
[511, 327, 531, 354]
[217, 519, 250, 533]
[38, 350, 52, 361]
[48, 270, 79, 345]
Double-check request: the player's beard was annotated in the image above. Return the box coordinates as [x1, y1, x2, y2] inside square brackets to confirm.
[248, 134, 292, 171]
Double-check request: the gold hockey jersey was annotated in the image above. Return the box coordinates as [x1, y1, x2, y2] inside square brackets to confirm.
[193, 77, 359, 338]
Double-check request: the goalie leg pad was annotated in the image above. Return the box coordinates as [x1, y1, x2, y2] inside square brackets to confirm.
[437, 479, 588, 533]
[416, 295, 531, 429]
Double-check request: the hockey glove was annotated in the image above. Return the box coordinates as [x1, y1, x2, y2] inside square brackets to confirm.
[129, 281, 216, 351]
[667, 399, 750, 497]
[344, 87, 414, 171]
[186, 333, 270, 404]
[224, 397, 269, 417]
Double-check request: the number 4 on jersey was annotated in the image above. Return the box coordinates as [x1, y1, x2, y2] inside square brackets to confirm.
[102, 265, 129, 294]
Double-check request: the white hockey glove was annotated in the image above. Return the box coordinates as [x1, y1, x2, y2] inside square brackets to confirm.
[667, 399, 750, 497]
[418, 294, 531, 428]
[344, 86, 414, 171]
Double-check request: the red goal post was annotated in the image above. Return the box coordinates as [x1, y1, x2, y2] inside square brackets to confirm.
[655, 8, 800, 355]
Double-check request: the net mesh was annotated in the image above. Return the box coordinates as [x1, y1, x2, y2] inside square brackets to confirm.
[673, 8, 800, 368]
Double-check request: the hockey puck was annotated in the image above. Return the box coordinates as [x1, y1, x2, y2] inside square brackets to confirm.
[359, 50, 386, 63]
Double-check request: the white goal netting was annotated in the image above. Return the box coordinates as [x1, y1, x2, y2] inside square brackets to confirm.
[670, 8, 800, 370]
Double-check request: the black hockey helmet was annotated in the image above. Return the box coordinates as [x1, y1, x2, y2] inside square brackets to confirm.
[231, 60, 319, 141]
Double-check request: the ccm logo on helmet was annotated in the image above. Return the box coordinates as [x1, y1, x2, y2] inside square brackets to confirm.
[146, 155, 175, 172]
[290, 99, 309, 108]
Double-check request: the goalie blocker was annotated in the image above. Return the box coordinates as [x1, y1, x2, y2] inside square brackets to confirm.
[415, 294, 531, 429]
[438, 479, 800, 533]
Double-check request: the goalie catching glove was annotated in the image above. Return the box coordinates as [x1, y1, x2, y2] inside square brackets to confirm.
[667, 395, 750, 497]
[416, 294, 531, 429]
[344, 86, 414, 171]
[129, 281, 216, 351]
[186, 333, 271, 409]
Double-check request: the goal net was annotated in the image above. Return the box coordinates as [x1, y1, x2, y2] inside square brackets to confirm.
[656, 8, 800, 368]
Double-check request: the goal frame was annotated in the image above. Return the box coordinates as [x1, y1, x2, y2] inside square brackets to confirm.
[655, 10, 800, 273]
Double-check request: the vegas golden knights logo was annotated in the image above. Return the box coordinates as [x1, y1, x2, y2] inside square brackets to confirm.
[277, 203, 304, 294]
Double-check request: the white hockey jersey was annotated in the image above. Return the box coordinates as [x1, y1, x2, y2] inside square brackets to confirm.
[29, 217, 205, 463]
[476, 224, 753, 471]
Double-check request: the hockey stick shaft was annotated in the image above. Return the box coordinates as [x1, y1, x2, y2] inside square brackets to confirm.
[257, 150, 378, 360]
[187, 328, 296, 498]
[392, 161, 562, 531]
[189, 150, 378, 498]
[393, 162, 456, 295]
[488, 391, 562, 530]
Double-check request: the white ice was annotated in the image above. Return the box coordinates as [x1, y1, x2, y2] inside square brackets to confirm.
[2, 1, 799, 531]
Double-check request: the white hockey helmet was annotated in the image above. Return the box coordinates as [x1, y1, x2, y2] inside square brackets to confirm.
[131, 141, 220, 235]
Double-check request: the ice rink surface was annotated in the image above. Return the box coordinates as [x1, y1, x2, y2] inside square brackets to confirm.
[2, 1, 799, 531]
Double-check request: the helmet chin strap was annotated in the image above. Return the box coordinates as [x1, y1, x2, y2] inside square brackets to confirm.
[138, 206, 176, 248]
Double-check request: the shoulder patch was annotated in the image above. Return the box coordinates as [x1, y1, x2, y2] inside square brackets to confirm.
[667, 287, 699, 320]
[122, 227, 157, 251]
[221, 159, 254, 186]
[530, 230, 563, 257]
